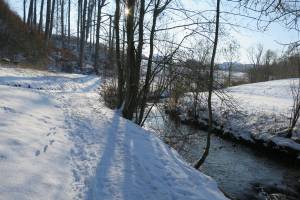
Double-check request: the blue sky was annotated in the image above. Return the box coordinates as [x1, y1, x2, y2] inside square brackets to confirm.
[6, 0, 300, 63]
[183, 0, 300, 63]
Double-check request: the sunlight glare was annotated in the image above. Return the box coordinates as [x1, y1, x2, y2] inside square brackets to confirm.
[125, 7, 130, 16]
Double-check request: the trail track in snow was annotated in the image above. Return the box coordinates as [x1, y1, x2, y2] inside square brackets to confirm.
[0, 66, 227, 200]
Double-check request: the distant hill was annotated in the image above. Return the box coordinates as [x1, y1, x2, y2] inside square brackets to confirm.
[218, 62, 253, 72]
[0, 0, 46, 66]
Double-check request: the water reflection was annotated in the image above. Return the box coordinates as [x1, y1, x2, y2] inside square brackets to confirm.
[145, 105, 300, 200]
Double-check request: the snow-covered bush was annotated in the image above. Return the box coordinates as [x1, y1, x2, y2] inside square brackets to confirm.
[99, 80, 118, 109]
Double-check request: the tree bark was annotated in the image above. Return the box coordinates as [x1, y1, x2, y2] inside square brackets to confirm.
[194, 0, 221, 169]
[137, 0, 155, 124]
[33, 0, 37, 26]
[77, 0, 82, 48]
[49, 0, 56, 39]
[68, 0, 71, 41]
[137, 0, 172, 124]
[24, 0, 27, 23]
[115, 0, 124, 107]
[61, 0, 65, 47]
[79, 0, 88, 70]
[94, 0, 105, 74]
[122, 0, 137, 120]
[39, 0, 45, 32]
[45, 0, 52, 42]
[27, 0, 34, 26]
[86, 0, 95, 42]
[108, 15, 112, 56]
[228, 62, 232, 86]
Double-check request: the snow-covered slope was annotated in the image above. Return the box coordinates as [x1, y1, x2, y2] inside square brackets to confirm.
[0, 66, 227, 200]
[223, 79, 300, 141]
[179, 79, 300, 157]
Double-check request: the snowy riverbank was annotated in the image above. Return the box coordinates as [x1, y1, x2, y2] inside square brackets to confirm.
[0, 65, 227, 200]
[172, 79, 300, 161]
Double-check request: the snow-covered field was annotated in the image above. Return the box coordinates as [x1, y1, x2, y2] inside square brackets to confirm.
[178, 79, 300, 157]
[0, 65, 227, 200]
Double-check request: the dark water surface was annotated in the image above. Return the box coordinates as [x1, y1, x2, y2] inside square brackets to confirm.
[145, 107, 300, 200]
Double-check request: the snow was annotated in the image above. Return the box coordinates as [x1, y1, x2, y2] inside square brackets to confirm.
[0, 65, 227, 200]
[179, 78, 300, 154]
[223, 79, 300, 147]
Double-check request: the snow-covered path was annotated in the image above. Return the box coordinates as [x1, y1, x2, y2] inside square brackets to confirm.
[0, 66, 227, 200]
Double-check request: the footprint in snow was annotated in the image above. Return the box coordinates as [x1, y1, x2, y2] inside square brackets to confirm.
[2, 106, 17, 113]
[47, 127, 57, 136]
[49, 140, 55, 145]
[43, 145, 48, 153]
[0, 154, 7, 161]
[39, 118, 48, 124]
[46, 131, 56, 136]
[35, 150, 40, 156]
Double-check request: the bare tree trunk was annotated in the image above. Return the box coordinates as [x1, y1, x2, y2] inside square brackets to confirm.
[49, 0, 56, 39]
[120, 21, 126, 88]
[194, 0, 221, 169]
[23, 0, 27, 23]
[86, 0, 95, 42]
[137, 0, 172, 124]
[27, 0, 34, 26]
[77, 0, 82, 48]
[108, 15, 112, 56]
[39, 0, 45, 32]
[111, 23, 115, 57]
[92, 0, 97, 48]
[56, 0, 59, 35]
[228, 62, 232, 86]
[33, 0, 37, 26]
[121, 22, 125, 66]
[122, 0, 137, 120]
[92, 0, 96, 48]
[94, 0, 105, 74]
[61, 0, 65, 47]
[68, 0, 71, 41]
[45, 0, 52, 42]
[115, 0, 124, 107]
[137, 0, 154, 124]
[287, 68, 300, 138]
[79, 0, 88, 70]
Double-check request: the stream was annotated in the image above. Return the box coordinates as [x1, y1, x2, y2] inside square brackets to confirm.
[145, 106, 300, 200]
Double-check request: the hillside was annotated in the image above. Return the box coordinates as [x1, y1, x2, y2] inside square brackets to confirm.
[0, 0, 46, 66]
[0, 65, 227, 200]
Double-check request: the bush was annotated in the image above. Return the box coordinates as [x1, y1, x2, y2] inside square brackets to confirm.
[100, 80, 118, 109]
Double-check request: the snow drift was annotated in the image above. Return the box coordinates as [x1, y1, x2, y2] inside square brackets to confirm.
[0, 65, 227, 200]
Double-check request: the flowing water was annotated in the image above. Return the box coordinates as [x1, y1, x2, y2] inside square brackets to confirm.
[145, 106, 300, 200]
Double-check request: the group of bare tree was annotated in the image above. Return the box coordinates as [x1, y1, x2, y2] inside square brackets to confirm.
[222, 40, 240, 86]
[246, 43, 300, 83]
[109, 0, 223, 168]
[20, 0, 300, 164]
[114, 0, 196, 124]
[23, 0, 110, 72]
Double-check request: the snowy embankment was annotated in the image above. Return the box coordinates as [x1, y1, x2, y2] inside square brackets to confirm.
[177, 79, 300, 160]
[0, 66, 227, 200]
